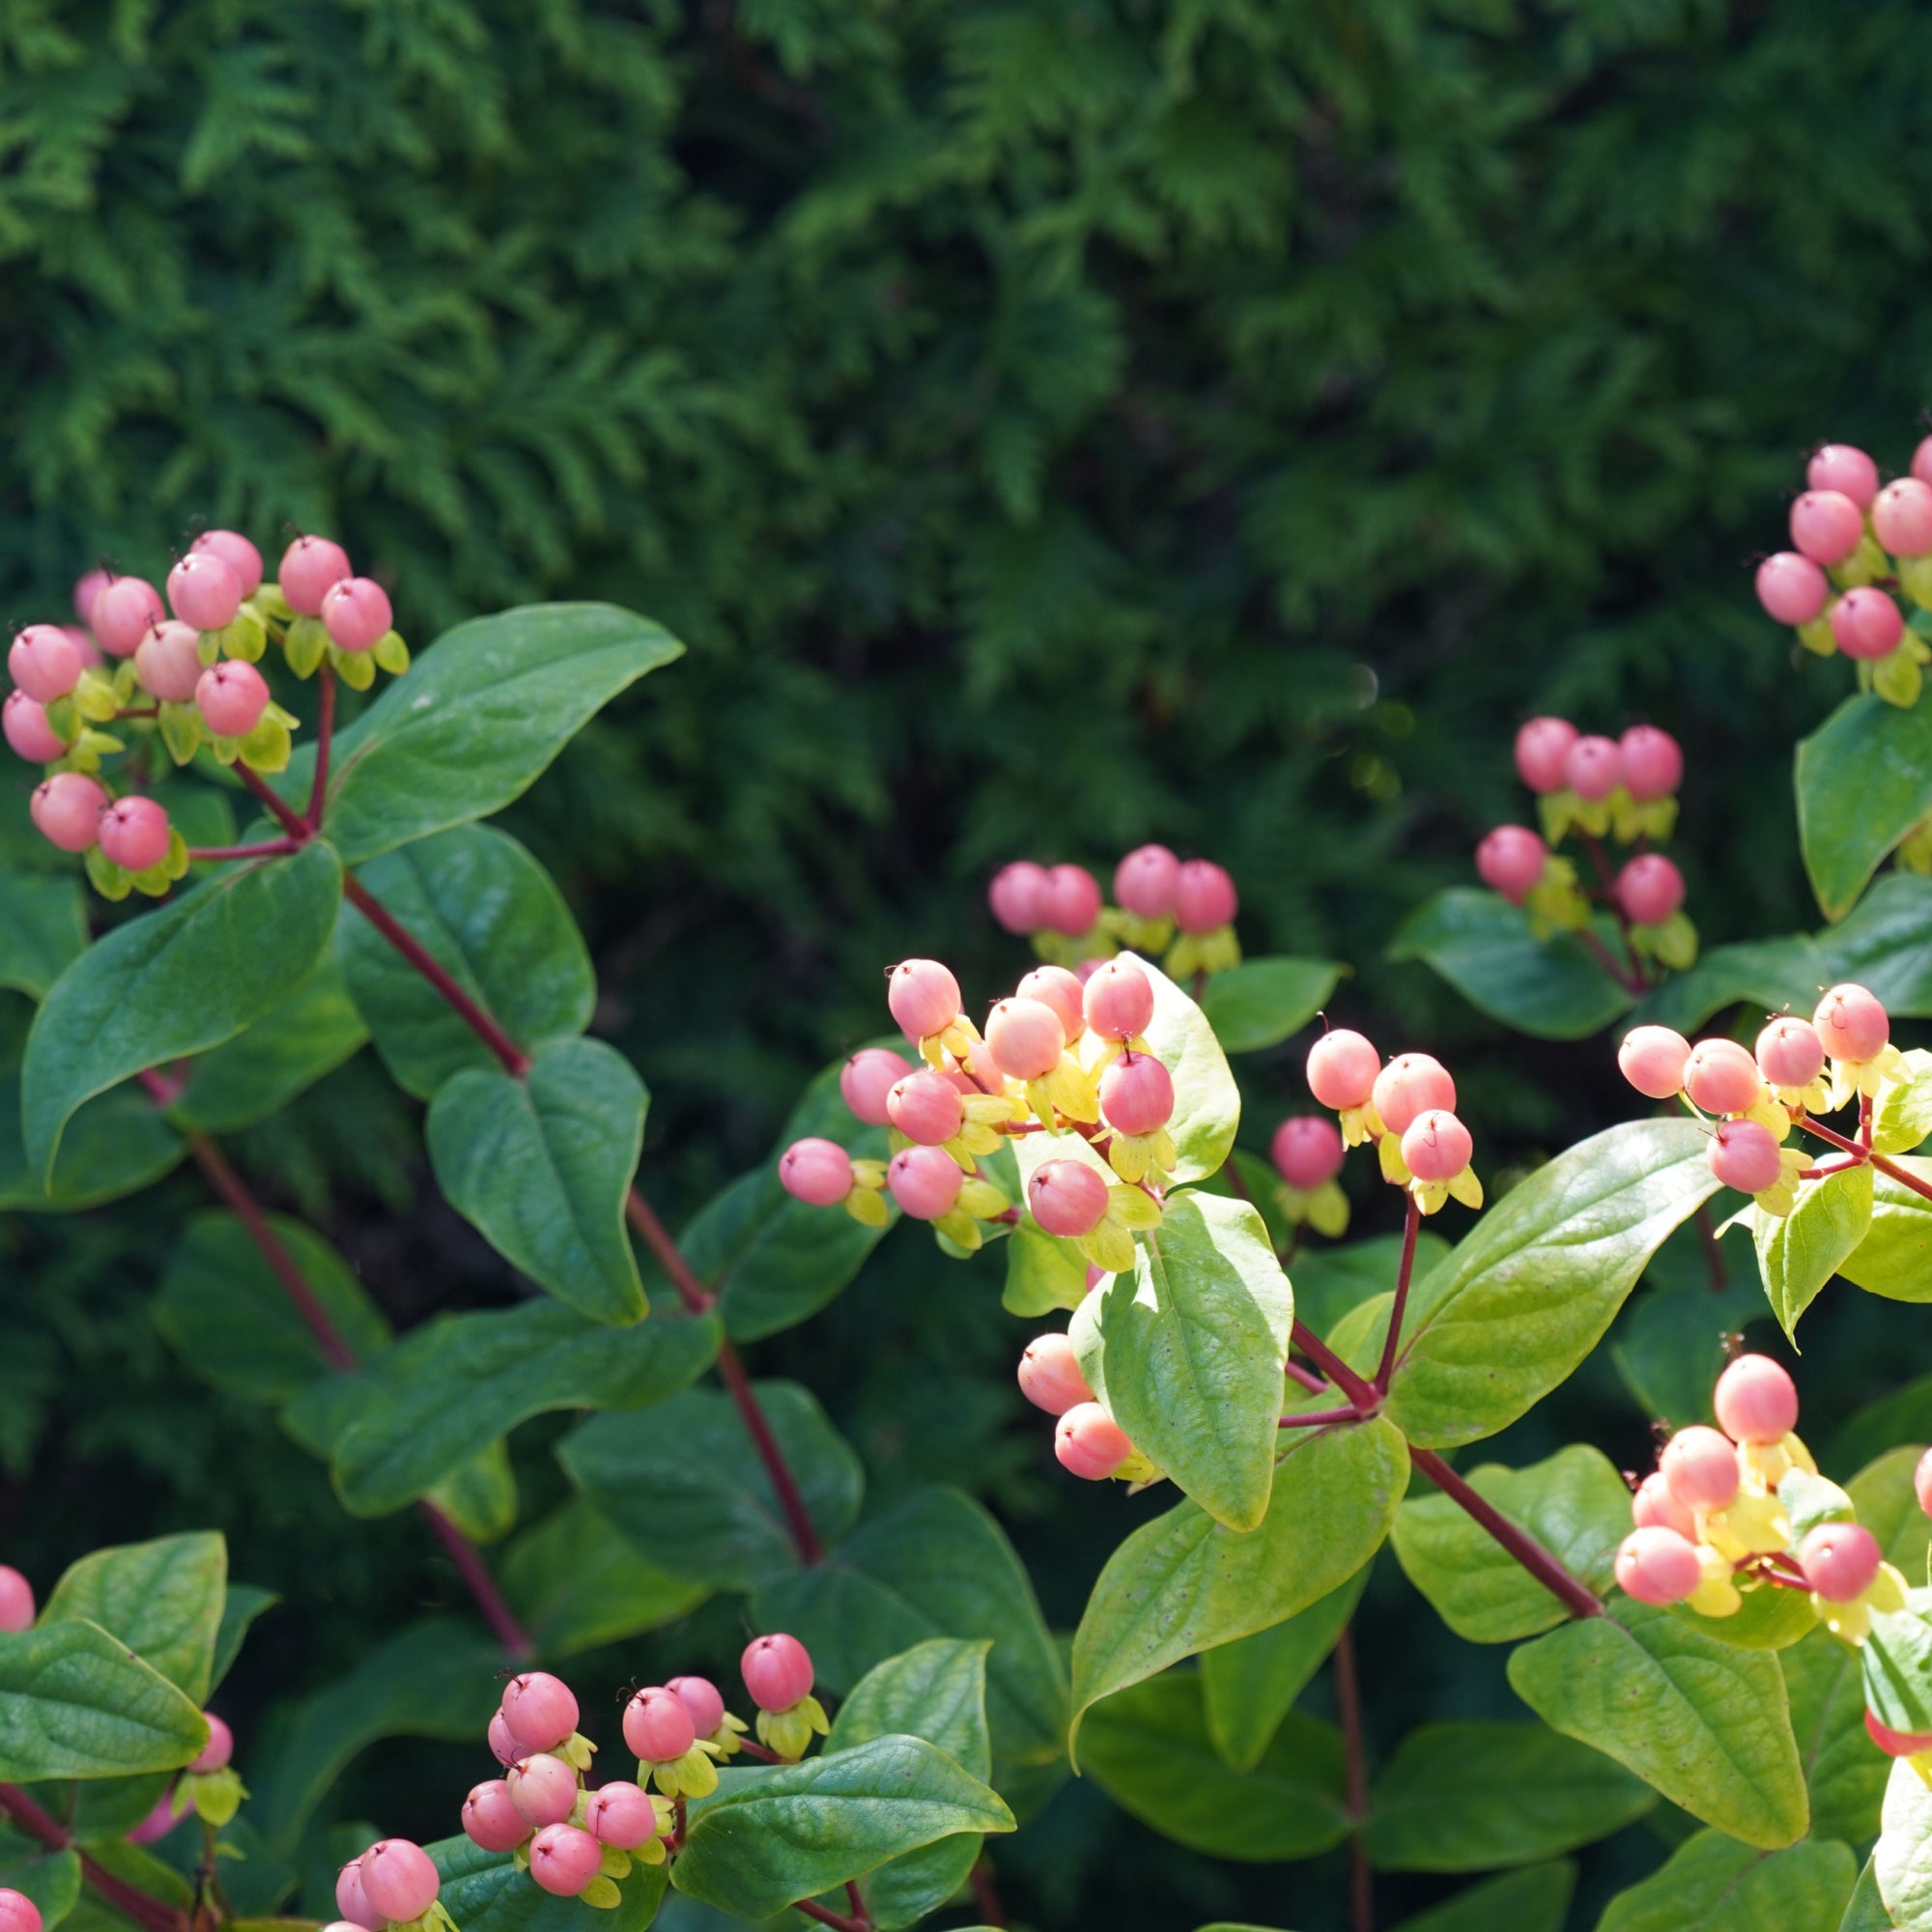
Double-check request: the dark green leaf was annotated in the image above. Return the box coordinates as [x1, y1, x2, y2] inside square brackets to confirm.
[1784, 1629, 1886, 1847]
[1755, 1164, 1873, 1344]
[1797, 693, 1932, 921]
[0, 876, 87, 1001]
[1384, 1863, 1576, 1932]
[0, 1075, 183, 1211]
[0, 1619, 209, 1780]
[1598, 1828, 1856, 1932]
[1200, 1570, 1367, 1775]
[1840, 1157, 1932, 1303]
[211, 1585, 278, 1693]
[0, 1833, 81, 1932]
[428, 1832, 668, 1932]
[1199, 956, 1344, 1053]
[501, 1496, 708, 1660]
[42, 1533, 227, 1704]
[1610, 1271, 1771, 1433]
[1834, 1389, 1932, 1488]
[428, 1440, 519, 1543]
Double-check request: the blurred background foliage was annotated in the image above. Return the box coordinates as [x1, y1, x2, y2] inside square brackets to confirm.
[6, 1, 1932, 1926]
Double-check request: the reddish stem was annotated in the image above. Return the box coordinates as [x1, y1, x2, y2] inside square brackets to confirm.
[0, 1783, 185, 1932]
[1375, 1194, 1421, 1393]
[1411, 1448, 1604, 1618]
[1285, 1357, 1329, 1396]
[1575, 925, 1642, 995]
[1279, 1405, 1364, 1430]
[794, 1904, 867, 1932]
[307, 664, 334, 830]
[1577, 832, 1649, 990]
[625, 1188, 716, 1313]
[186, 838, 302, 863]
[968, 1858, 1008, 1928]
[1331, 1627, 1373, 1932]
[714, 1338, 824, 1566]
[235, 761, 310, 842]
[1292, 1320, 1378, 1412]
[414, 1500, 535, 1657]
[1803, 1118, 1932, 1201]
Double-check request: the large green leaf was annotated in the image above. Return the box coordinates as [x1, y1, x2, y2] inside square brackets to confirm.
[1386, 1119, 1719, 1448]
[1845, 1857, 1895, 1932]
[1863, 1611, 1932, 1740]
[42, 1534, 227, 1705]
[1880, 1755, 1932, 1929]
[0, 1619, 209, 1780]
[1840, 1157, 1932, 1303]
[1390, 1445, 1630, 1643]
[0, 1074, 184, 1211]
[0, 1830, 81, 1932]
[1095, 1191, 1293, 1530]
[671, 1735, 1013, 1921]
[427, 1037, 649, 1324]
[20, 839, 342, 1179]
[1507, 1598, 1808, 1848]
[1200, 1569, 1367, 1774]
[1610, 1268, 1770, 1434]
[1855, 1444, 1932, 1584]
[283, 604, 684, 864]
[1069, 1416, 1408, 1742]
[0, 875, 87, 1000]
[336, 826, 595, 1099]
[1798, 693, 1932, 921]
[1198, 956, 1344, 1054]
[1784, 1629, 1887, 1847]
[1131, 951, 1239, 1184]
[560, 1381, 863, 1590]
[1599, 1828, 1857, 1932]
[1384, 1863, 1576, 1932]
[428, 1833, 667, 1932]
[501, 1497, 708, 1660]
[1754, 1164, 1873, 1343]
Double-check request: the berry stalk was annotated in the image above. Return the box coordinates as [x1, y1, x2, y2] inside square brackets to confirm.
[1374, 1194, 1422, 1394]
[1801, 1117, 1932, 1202]
[793, 1901, 869, 1932]
[0, 1783, 184, 1932]
[1410, 1448, 1605, 1619]
[307, 663, 334, 830]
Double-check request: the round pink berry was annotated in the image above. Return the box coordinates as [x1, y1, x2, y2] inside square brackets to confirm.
[1054, 1403, 1134, 1481]
[1563, 734, 1623, 803]
[0, 1568, 31, 1634]
[1372, 1054, 1456, 1138]
[506, 1752, 580, 1829]
[779, 1138, 853, 1208]
[1018, 965, 1087, 1043]
[1272, 1116, 1344, 1191]
[1402, 1108, 1472, 1183]
[1917, 1446, 1932, 1520]
[1083, 958, 1155, 1043]
[4, 692, 65, 762]
[73, 568, 113, 626]
[322, 577, 393, 653]
[1042, 864, 1102, 938]
[1475, 825, 1546, 903]
[1514, 717, 1578, 794]
[888, 1069, 964, 1146]
[1709, 1119, 1784, 1196]
[584, 1781, 662, 1850]
[1867, 1710, 1932, 1757]
[1830, 587, 1904, 661]
[887, 958, 962, 1042]
[31, 772, 106, 853]
[501, 1670, 579, 1754]
[667, 1676, 725, 1738]
[1027, 1160, 1110, 1238]
[279, 536, 353, 616]
[92, 577, 165, 657]
[1174, 859, 1238, 934]
[1614, 1527, 1703, 1606]
[1807, 443, 1880, 508]
[1791, 489, 1867, 566]
[1616, 854, 1685, 926]
[359, 1841, 440, 1925]
[134, 619, 205, 702]
[1114, 843, 1180, 918]
[1755, 552, 1831, 626]
[1875, 478, 1932, 558]
[190, 1712, 233, 1774]
[462, 1779, 530, 1853]
[1099, 1051, 1175, 1137]
[189, 529, 264, 598]
[839, 1046, 912, 1125]
[1619, 725, 1683, 802]
[166, 553, 242, 633]
[1017, 1333, 1095, 1415]
[1754, 1017, 1825, 1092]
[742, 1634, 814, 1713]
[985, 997, 1066, 1081]
[886, 1145, 964, 1220]
[128, 1795, 177, 1846]
[8, 625, 83, 703]
[335, 1865, 382, 1932]
[1713, 1354, 1799, 1446]
[0, 1896, 40, 1932]
[1307, 1029, 1379, 1111]
[99, 797, 171, 874]
[488, 1710, 518, 1768]
[196, 660, 270, 738]
[1798, 1522, 1882, 1604]
[622, 1687, 695, 1764]
[1632, 1471, 1695, 1540]
[1814, 983, 1889, 1063]
[1683, 1038, 1762, 1116]
[528, 1824, 602, 1899]
[987, 861, 1049, 934]
[1661, 1424, 1741, 1512]
[1619, 1025, 1691, 1100]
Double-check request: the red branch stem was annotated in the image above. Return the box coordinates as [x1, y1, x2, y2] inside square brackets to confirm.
[968, 1858, 1008, 1928]
[1801, 1117, 1932, 1201]
[307, 665, 334, 830]
[1411, 1448, 1604, 1617]
[1291, 1321, 1378, 1411]
[186, 838, 302, 863]
[1285, 1357, 1329, 1396]
[1375, 1195, 1421, 1393]
[793, 1903, 867, 1932]
[1331, 1627, 1373, 1932]
[0, 1783, 185, 1932]
[1279, 1406, 1366, 1430]
[234, 761, 309, 841]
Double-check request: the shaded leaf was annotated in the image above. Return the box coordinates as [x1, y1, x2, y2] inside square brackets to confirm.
[1199, 956, 1344, 1054]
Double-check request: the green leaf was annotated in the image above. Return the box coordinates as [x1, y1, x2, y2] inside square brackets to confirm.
[335, 826, 594, 1100]
[1844, 1857, 1894, 1932]
[1880, 1754, 1932, 1928]
[1598, 1828, 1857, 1932]
[1386, 1120, 1719, 1449]
[1132, 950, 1239, 1184]
[1198, 956, 1344, 1053]
[0, 1833, 81, 1931]
[427, 1037, 649, 1324]
[1755, 1164, 1873, 1344]
[1841, 1157, 1932, 1303]
[0, 1619, 209, 1780]
[42, 1534, 227, 1704]
[428, 1439, 519, 1544]
[0, 1074, 184, 1210]
[1632, 937, 1832, 1037]
[0, 875, 87, 1000]
[1390, 1445, 1631, 1643]
[1784, 1628, 1888, 1846]
[1876, 1054, 1932, 1154]
[1854, 1444, 1932, 1583]
[1096, 1192, 1293, 1530]
[211, 1585, 278, 1693]
[1383, 1863, 1576, 1932]
[1507, 1598, 1808, 1848]
[1200, 1570, 1367, 1774]
[671, 1735, 1013, 1921]
[328, 1299, 721, 1515]
[1798, 693, 1932, 921]
[284, 604, 684, 865]
[1288, 1231, 1452, 1344]
[1609, 1267, 1771, 1434]
[1389, 888, 1632, 1040]
[1069, 1416, 1408, 1743]
[1002, 1220, 1091, 1317]
[1672, 1578, 1822, 1652]
[1080, 1673, 1348, 1861]
[500, 1496, 708, 1660]
[559, 1381, 862, 1590]
[1865, 1612, 1932, 1740]
[428, 1831, 668, 1932]
[21, 839, 342, 1179]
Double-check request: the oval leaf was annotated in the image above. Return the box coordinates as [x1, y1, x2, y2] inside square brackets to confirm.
[427, 1833, 667, 1932]
[500, 1497, 709, 1660]
[1199, 956, 1344, 1054]
[42, 1533, 227, 1705]
[1200, 1570, 1367, 1775]
[1797, 693, 1932, 921]
[0, 875, 87, 1001]
[1755, 1163, 1873, 1343]
[0, 1074, 184, 1211]
[0, 1619, 209, 1780]
[1598, 1828, 1856, 1932]
[1840, 1156, 1932, 1303]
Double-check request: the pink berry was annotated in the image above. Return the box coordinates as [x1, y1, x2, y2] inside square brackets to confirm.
[1619, 1025, 1691, 1100]
[1916, 1446, 1932, 1520]
[987, 861, 1049, 934]
[1713, 1354, 1800, 1446]
[335, 1865, 382, 1932]
[1617, 854, 1685, 926]
[501, 1671, 579, 1753]
[99, 797, 171, 874]
[166, 553, 242, 633]
[1709, 1119, 1784, 1196]
[1402, 1108, 1472, 1182]
[322, 577, 393, 653]
[196, 660, 270, 738]
[1475, 825, 1547, 903]
[73, 568, 113, 626]
[1632, 1472, 1695, 1539]
[1619, 725, 1683, 802]
[62, 625, 101, 669]
[1372, 1054, 1456, 1137]
[1683, 1038, 1762, 1116]
[1917, 438, 1932, 488]
[667, 1676, 725, 1738]
[888, 1069, 964, 1146]
[1754, 1018, 1825, 1091]
[742, 1634, 814, 1713]
[462, 1779, 530, 1853]
[488, 1710, 518, 1768]
[584, 1781, 662, 1850]
[1875, 478, 1932, 558]
[506, 1752, 579, 1829]
[1084, 958, 1155, 1043]
[1661, 1425, 1741, 1512]
[839, 1046, 912, 1125]
[1814, 983, 1889, 1063]
[128, 1795, 177, 1846]
[1099, 1051, 1175, 1136]
[622, 1687, 695, 1764]
[1808, 443, 1881, 508]
[1755, 553, 1831, 626]
[1042, 864, 1102, 938]
[1271, 1116, 1345, 1191]
[985, 997, 1066, 1081]
[1054, 1403, 1135, 1481]
[1027, 1160, 1110, 1238]
[1614, 1527, 1703, 1605]
[1867, 1709, 1932, 1756]
[134, 619, 205, 702]
[1563, 734, 1623, 803]
[1017, 1333, 1095, 1415]
[1307, 1029, 1379, 1111]
[279, 536, 353, 616]
[1174, 859, 1237, 934]
[31, 773, 106, 853]
[1791, 489, 1867, 566]
[189, 529, 264, 598]
[1018, 965, 1087, 1042]
[4, 691, 65, 762]
[0, 1896, 40, 1932]
[1830, 587, 1904, 661]
[1114, 843, 1180, 918]
[190, 1712, 233, 1774]
[8, 625, 83, 703]
[1514, 717, 1578, 794]
[0, 1570, 30, 1635]
[92, 577, 165, 657]
[1797, 1522, 1882, 1604]
[779, 1138, 853, 1208]
[887, 958, 962, 1042]
[886, 1145, 964, 1220]
[359, 1841, 440, 1925]
[528, 1824, 602, 1898]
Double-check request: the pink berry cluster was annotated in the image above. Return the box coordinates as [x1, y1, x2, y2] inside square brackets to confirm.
[331, 1838, 447, 1932]
[1477, 719, 1695, 973]
[1755, 440, 1932, 708]
[1015, 1330, 1153, 1485]
[1304, 1026, 1482, 1217]
[987, 844, 1240, 982]
[1618, 982, 1903, 1213]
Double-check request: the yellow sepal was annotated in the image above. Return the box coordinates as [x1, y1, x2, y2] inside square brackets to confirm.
[1340, 1101, 1384, 1150]
[1446, 1164, 1483, 1209]
[1744, 1092, 1791, 1141]
[956, 1177, 1009, 1219]
[1077, 1216, 1137, 1274]
[841, 1187, 889, 1228]
[1379, 1135, 1410, 1185]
